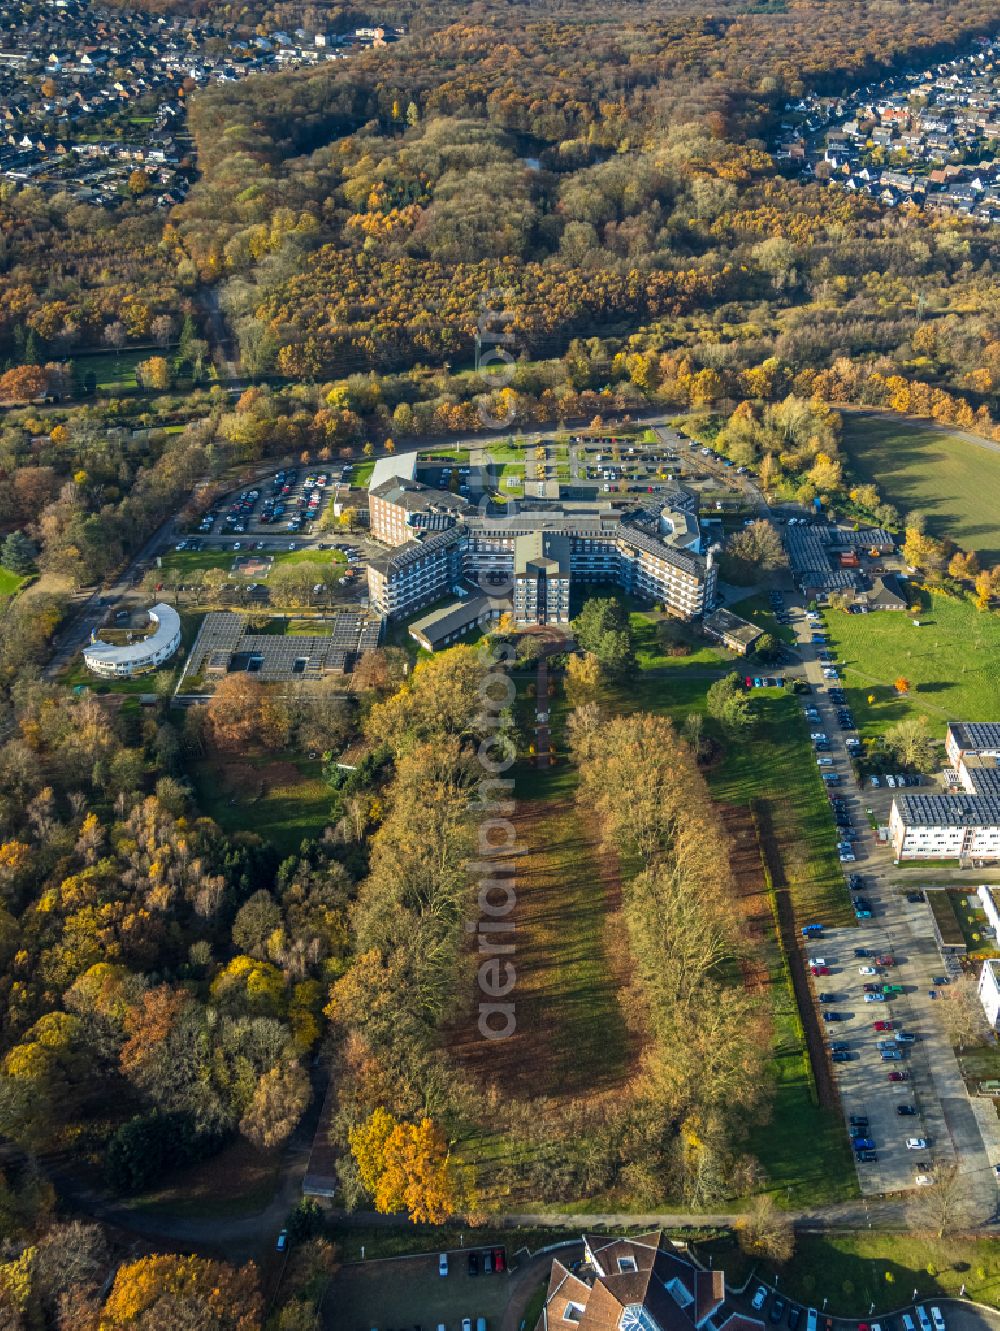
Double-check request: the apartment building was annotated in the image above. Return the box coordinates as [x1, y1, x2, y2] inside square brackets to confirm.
[978, 958, 1000, 1030]
[513, 532, 572, 625]
[889, 794, 1000, 862]
[368, 475, 469, 546]
[889, 721, 1000, 863]
[946, 722, 1000, 768]
[366, 527, 463, 618]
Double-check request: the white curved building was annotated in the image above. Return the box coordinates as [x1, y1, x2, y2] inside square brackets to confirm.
[83, 603, 182, 679]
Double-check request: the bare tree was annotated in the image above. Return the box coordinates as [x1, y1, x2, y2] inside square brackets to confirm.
[907, 1163, 970, 1237]
[737, 1193, 796, 1263]
[939, 977, 991, 1051]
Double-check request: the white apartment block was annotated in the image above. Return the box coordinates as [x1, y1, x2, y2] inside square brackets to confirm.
[978, 958, 1000, 1029]
[890, 721, 1000, 863]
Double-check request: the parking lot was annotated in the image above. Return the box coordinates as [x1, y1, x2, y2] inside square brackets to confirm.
[327, 1249, 513, 1331]
[787, 595, 999, 1212]
[744, 1282, 995, 1331]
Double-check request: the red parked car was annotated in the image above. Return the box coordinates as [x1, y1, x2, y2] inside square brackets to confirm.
[811, 965, 831, 976]
[493, 1247, 506, 1273]
[875, 955, 895, 967]
[888, 1070, 908, 1082]
[873, 1020, 893, 1032]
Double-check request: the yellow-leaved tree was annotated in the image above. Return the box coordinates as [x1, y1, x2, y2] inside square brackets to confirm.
[348, 1108, 472, 1224]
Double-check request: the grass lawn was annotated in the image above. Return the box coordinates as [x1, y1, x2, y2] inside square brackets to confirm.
[841, 411, 1000, 562]
[71, 348, 153, 392]
[820, 591, 1000, 738]
[0, 568, 26, 598]
[764, 1231, 1000, 1314]
[630, 608, 728, 670]
[191, 752, 332, 856]
[348, 459, 377, 488]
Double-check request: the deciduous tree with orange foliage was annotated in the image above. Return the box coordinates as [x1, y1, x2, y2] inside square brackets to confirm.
[206, 674, 288, 751]
[99, 1254, 262, 1330]
[348, 1107, 471, 1224]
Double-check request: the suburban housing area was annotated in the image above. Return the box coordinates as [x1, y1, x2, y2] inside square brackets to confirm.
[7, 0, 1000, 1326]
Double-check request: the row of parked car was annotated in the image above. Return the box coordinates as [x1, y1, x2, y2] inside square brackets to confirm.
[751, 1286, 947, 1331]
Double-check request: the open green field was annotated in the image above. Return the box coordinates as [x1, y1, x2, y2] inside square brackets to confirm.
[759, 1231, 1000, 1314]
[191, 752, 332, 857]
[158, 545, 345, 582]
[821, 590, 1000, 737]
[841, 411, 1000, 561]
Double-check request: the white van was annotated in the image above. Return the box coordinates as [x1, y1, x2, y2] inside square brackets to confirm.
[916, 1309, 933, 1331]
[807, 1310, 818, 1331]
[901, 1314, 916, 1331]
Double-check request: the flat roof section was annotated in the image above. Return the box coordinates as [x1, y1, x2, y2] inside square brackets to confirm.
[84, 602, 180, 666]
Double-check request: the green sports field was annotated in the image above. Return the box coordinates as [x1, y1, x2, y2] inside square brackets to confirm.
[840, 411, 1000, 562]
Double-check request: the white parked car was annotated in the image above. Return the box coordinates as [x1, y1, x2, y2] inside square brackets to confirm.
[439, 1253, 448, 1277]
[808, 957, 827, 967]
[906, 1137, 928, 1150]
[752, 1287, 768, 1312]
[914, 1173, 933, 1186]
[859, 966, 877, 975]
[930, 1308, 945, 1331]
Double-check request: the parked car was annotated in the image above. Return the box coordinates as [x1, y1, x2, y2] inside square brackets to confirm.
[752, 1287, 769, 1312]
[888, 1070, 908, 1082]
[906, 1138, 928, 1151]
[468, 1252, 479, 1277]
[897, 1105, 917, 1116]
[275, 1230, 288, 1253]
[439, 1253, 448, 1277]
[771, 1299, 787, 1324]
